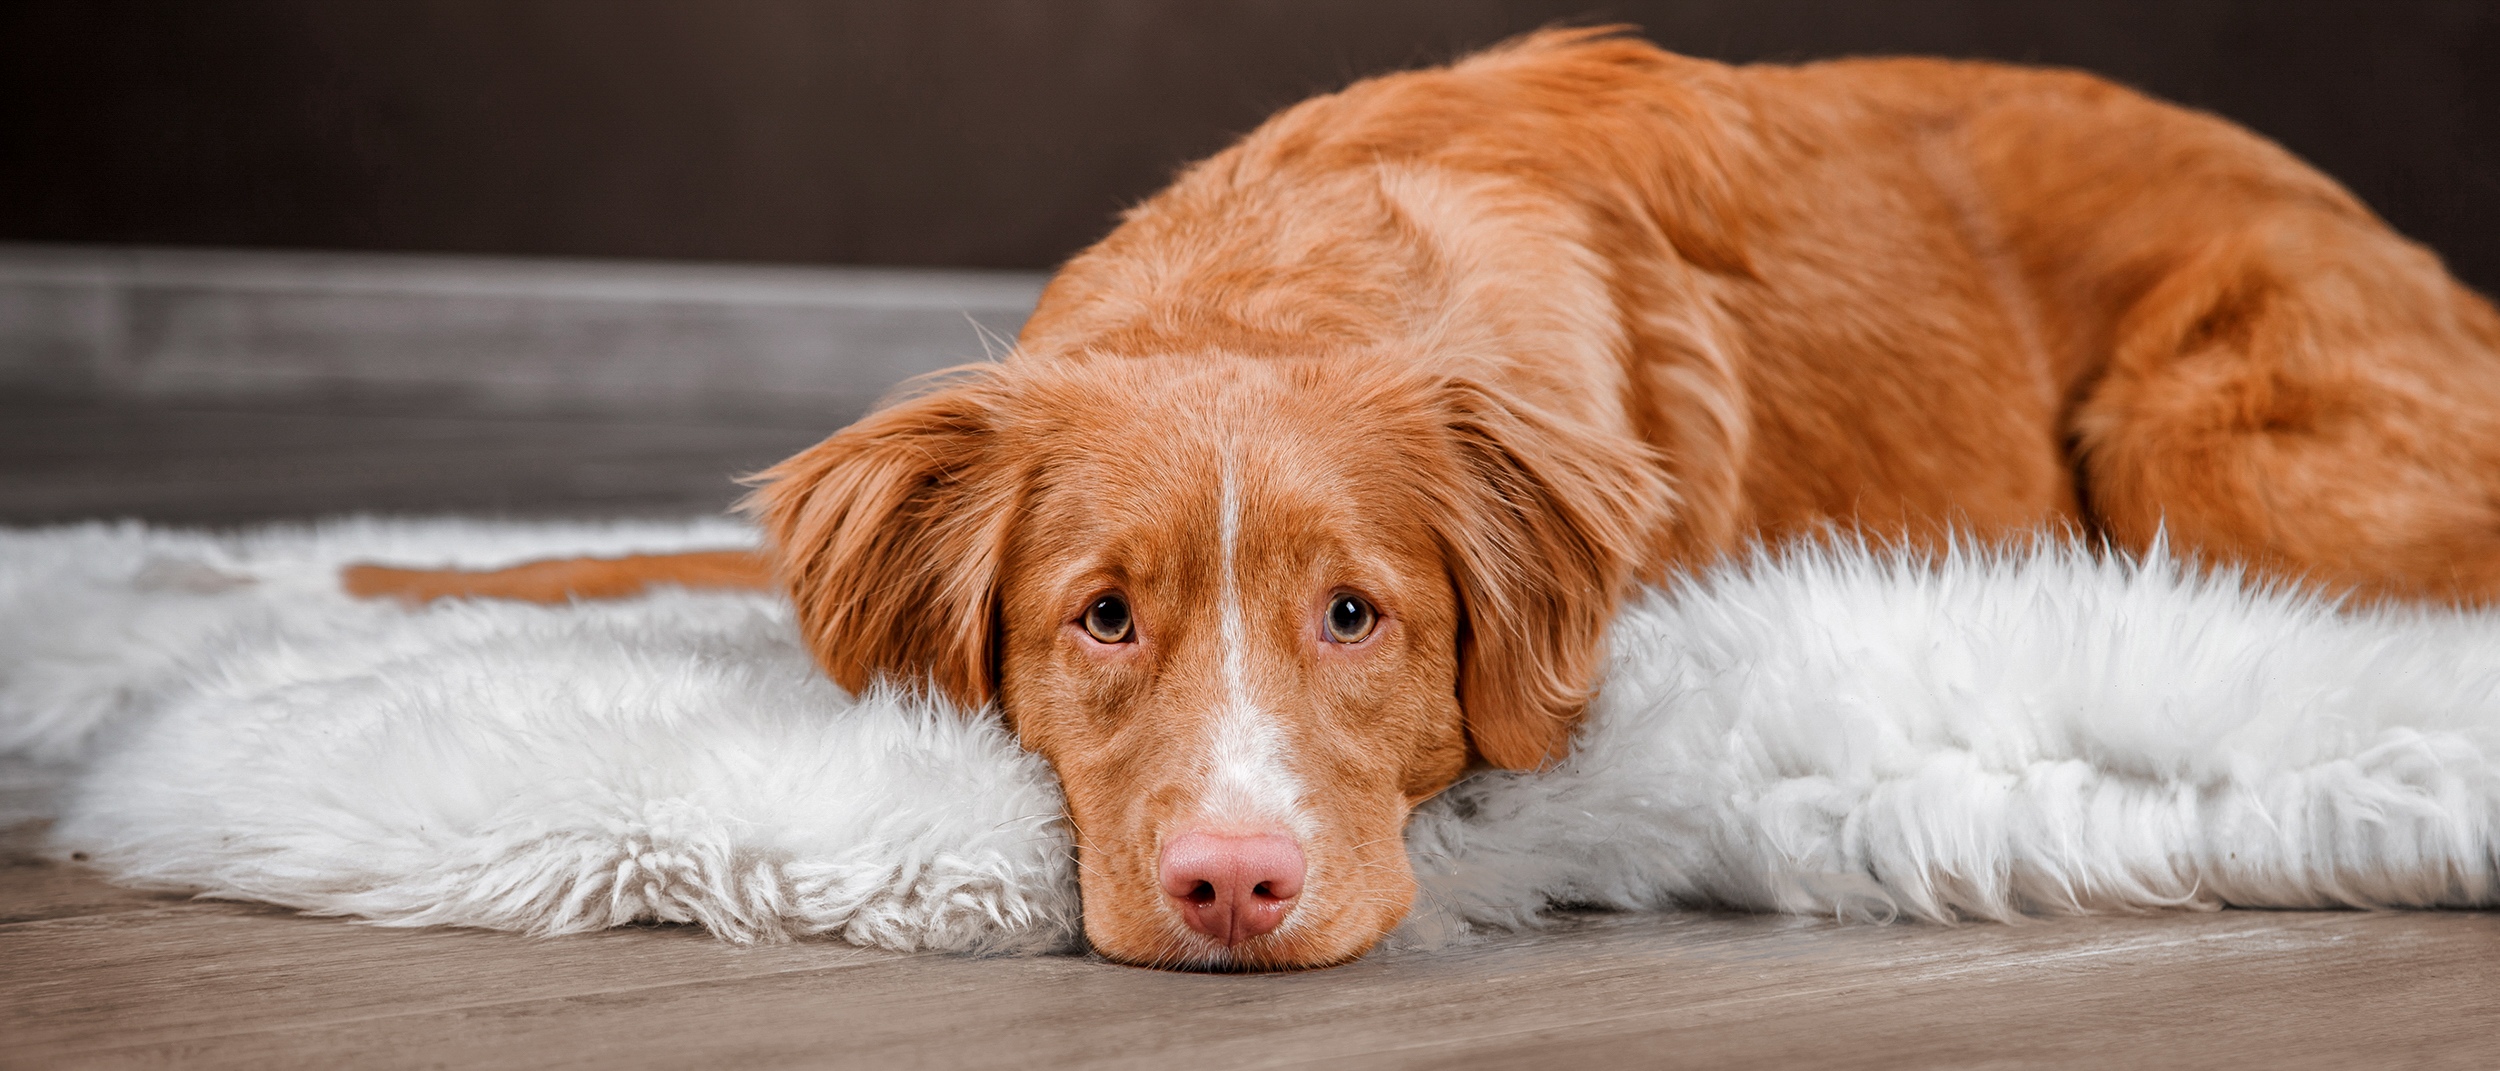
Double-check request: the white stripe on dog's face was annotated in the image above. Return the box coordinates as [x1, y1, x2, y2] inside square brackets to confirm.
[1198, 452, 1310, 835]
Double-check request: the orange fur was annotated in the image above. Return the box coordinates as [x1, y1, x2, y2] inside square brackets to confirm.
[341, 550, 772, 606]
[354, 29, 2500, 968]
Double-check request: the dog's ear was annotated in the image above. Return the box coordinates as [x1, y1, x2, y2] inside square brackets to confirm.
[1429, 379, 1675, 769]
[738, 372, 1018, 711]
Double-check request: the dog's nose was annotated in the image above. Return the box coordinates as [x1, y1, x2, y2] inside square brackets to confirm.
[1158, 831, 1306, 946]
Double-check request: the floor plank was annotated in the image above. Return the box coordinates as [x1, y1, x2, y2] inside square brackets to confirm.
[10, 905, 2494, 1070]
[0, 830, 195, 925]
[1, 904, 905, 1057]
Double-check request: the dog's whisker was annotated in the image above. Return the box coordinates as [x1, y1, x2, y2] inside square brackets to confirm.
[961, 311, 1016, 363]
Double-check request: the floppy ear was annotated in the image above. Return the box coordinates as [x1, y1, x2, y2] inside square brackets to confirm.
[1430, 379, 1676, 769]
[738, 373, 1018, 710]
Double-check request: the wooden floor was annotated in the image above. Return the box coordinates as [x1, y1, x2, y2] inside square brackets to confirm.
[6, 395, 2498, 1069]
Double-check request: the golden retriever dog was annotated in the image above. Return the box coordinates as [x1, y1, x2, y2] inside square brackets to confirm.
[347, 28, 2500, 970]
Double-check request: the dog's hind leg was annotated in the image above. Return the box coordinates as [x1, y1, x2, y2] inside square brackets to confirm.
[2069, 212, 2500, 606]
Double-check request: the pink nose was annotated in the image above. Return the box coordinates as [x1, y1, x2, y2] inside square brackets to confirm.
[1158, 831, 1307, 946]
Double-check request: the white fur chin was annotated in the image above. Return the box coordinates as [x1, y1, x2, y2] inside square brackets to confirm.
[6, 520, 2500, 955]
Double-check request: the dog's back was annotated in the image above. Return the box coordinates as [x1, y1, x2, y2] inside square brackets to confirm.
[1019, 29, 2500, 601]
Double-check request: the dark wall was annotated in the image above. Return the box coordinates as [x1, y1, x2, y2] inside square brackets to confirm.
[6, 1, 2497, 290]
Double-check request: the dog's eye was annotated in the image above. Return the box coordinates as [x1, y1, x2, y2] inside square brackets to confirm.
[1082, 594, 1134, 644]
[1325, 593, 1377, 644]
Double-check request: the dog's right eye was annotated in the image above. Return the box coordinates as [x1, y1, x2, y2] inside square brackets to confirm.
[1082, 594, 1134, 643]
[1325, 593, 1378, 644]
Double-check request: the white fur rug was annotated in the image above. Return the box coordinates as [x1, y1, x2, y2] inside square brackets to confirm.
[6, 518, 2498, 955]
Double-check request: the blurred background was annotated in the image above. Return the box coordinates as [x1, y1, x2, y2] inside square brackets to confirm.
[3, 0, 2495, 523]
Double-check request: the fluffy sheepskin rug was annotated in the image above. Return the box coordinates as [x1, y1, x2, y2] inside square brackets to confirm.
[5, 518, 2498, 956]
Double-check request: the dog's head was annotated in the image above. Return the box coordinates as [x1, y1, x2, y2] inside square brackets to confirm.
[744, 354, 1669, 969]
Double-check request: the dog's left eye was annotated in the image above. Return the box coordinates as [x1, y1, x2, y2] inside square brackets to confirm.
[1082, 594, 1134, 644]
[1325, 593, 1377, 644]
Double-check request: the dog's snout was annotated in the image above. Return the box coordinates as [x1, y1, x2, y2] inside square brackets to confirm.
[1158, 831, 1306, 946]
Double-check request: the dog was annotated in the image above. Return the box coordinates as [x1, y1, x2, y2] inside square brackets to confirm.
[345, 28, 2500, 970]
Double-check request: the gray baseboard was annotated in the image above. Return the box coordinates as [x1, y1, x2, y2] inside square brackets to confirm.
[0, 243, 1047, 413]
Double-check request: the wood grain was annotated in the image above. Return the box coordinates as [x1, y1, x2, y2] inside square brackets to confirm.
[9, 869, 2495, 1071]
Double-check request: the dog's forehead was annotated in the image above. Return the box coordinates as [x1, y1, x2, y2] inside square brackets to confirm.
[1006, 362, 1433, 580]
[1020, 361, 1367, 495]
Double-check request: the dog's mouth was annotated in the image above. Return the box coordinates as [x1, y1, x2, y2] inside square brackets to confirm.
[1093, 908, 1384, 973]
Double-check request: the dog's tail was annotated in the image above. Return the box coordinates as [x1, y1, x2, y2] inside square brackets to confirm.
[341, 549, 774, 606]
